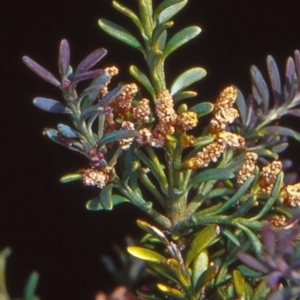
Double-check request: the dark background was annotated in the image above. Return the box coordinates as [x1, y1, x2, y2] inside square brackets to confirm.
[1, 0, 300, 299]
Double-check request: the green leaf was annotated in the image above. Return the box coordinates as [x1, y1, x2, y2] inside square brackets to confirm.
[127, 246, 165, 263]
[250, 279, 270, 300]
[221, 229, 241, 247]
[233, 269, 247, 300]
[170, 68, 206, 96]
[188, 168, 234, 189]
[138, 0, 153, 39]
[98, 19, 145, 54]
[163, 26, 201, 59]
[215, 175, 254, 214]
[24, 272, 39, 300]
[60, 173, 82, 183]
[155, 0, 188, 23]
[86, 194, 129, 211]
[157, 30, 167, 52]
[190, 102, 214, 118]
[157, 283, 185, 299]
[152, 21, 173, 49]
[111, 194, 130, 205]
[217, 286, 230, 300]
[99, 184, 113, 210]
[173, 91, 197, 103]
[148, 261, 181, 284]
[237, 265, 262, 278]
[112, 1, 143, 31]
[185, 224, 220, 268]
[122, 145, 139, 184]
[237, 224, 262, 256]
[129, 65, 155, 98]
[191, 249, 209, 287]
[98, 130, 139, 147]
[195, 265, 218, 292]
[134, 148, 168, 191]
[86, 198, 103, 211]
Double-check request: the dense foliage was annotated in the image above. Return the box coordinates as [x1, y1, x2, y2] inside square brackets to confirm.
[2, 1, 300, 299]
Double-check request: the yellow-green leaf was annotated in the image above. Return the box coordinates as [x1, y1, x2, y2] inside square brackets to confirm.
[60, 173, 82, 183]
[185, 224, 220, 268]
[233, 269, 247, 299]
[157, 283, 185, 299]
[192, 249, 209, 287]
[127, 246, 165, 263]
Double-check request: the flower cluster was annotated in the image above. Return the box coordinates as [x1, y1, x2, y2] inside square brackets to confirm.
[259, 161, 283, 194]
[237, 152, 258, 185]
[237, 152, 300, 208]
[281, 182, 300, 207]
[106, 88, 198, 147]
[270, 215, 287, 228]
[210, 85, 239, 133]
[184, 86, 245, 169]
[80, 167, 113, 188]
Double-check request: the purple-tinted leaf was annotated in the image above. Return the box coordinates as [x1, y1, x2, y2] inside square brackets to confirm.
[23, 56, 61, 87]
[269, 288, 300, 300]
[43, 128, 86, 154]
[288, 93, 300, 108]
[237, 252, 269, 273]
[74, 48, 107, 78]
[267, 271, 284, 289]
[251, 65, 269, 111]
[33, 97, 72, 114]
[98, 130, 139, 147]
[80, 106, 102, 120]
[262, 223, 276, 255]
[78, 83, 107, 108]
[58, 39, 70, 78]
[267, 55, 281, 107]
[57, 124, 83, 139]
[71, 69, 104, 85]
[272, 142, 289, 153]
[252, 85, 263, 105]
[286, 108, 300, 117]
[262, 126, 300, 141]
[278, 227, 300, 256]
[79, 73, 110, 108]
[43, 128, 65, 146]
[99, 85, 124, 108]
[294, 50, 300, 92]
[236, 89, 247, 124]
[285, 57, 296, 100]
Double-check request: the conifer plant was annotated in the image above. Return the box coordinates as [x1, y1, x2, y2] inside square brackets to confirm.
[14, 0, 300, 299]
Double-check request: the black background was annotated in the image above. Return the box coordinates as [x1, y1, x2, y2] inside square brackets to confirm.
[1, 0, 300, 299]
